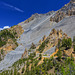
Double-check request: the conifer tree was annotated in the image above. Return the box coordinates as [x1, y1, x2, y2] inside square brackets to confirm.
[57, 49, 62, 61]
[39, 54, 42, 60]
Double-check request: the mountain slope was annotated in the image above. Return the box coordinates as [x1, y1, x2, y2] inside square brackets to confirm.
[50, 0, 75, 22]
[0, 12, 56, 70]
[0, 0, 75, 71]
[55, 16, 75, 39]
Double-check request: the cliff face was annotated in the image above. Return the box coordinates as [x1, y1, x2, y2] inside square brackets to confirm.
[50, 0, 75, 23]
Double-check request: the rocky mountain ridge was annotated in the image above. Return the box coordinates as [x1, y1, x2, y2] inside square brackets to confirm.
[19, 11, 54, 24]
[0, 0, 75, 71]
[50, 0, 75, 22]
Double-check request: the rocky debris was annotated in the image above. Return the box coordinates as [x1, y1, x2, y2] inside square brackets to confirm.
[24, 15, 35, 23]
[50, 11, 66, 23]
[54, 16, 75, 38]
[50, 0, 75, 23]
[24, 11, 54, 23]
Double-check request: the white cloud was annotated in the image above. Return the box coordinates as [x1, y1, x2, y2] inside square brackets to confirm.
[0, 26, 10, 31]
[1, 2, 24, 13]
[3, 26, 10, 29]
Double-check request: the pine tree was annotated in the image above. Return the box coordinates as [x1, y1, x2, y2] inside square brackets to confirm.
[57, 49, 62, 61]
[17, 72, 20, 75]
[14, 67, 17, 75]
[1, 49, 3, 54]
[10, 69, 13, 75]
[73, 45, 75, 52]
[39, 54, 42, 60]
[71, 54, 74, 61]
[22, 67, 25, 73]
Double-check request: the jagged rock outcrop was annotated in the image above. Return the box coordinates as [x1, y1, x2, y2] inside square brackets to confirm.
[20, 11, 54, 24]
[50, 0, 75, 22]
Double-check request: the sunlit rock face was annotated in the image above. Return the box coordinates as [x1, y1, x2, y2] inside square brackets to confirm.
[0, 11, 56, 71]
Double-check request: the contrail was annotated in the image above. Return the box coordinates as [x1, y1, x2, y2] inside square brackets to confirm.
[1, 2, 24, 13]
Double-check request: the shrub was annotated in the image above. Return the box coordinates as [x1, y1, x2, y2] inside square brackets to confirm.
[22, 67, 25, 73]
[73, 45, 75, 52]
[57, 49, 62, 61]
[39, 54, 42, 60]
[62, 38, 72, 49]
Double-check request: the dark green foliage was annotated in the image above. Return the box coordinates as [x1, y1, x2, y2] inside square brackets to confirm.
[73, 45, 75, 52]
[71, 54, 74, 61]
[29, 52, 36, 61]
[57, 38, 72, 51]
[14, 67, 17, 75]
[30, 43, 36, 49]
[22, 67, 25, 73]
[38, 39, 49, 53]
[62, 38, 72, 49]
[12, 58, 28, 67]
[0, 56, 75, 75]
[0, 36, 74, 75]
[38, 41, 45, 53]
[39, 54, 42, 60]
[0, 40, 6, 47]
[1, 49, 3, 54]
[10, 69, 13, 75]
[60, 59, 75, 75]
[34, 60, 39, 66]
[73, 36, 75, 43]
[0, 29, 18, 47]
[17, 72, 20, 75]
[26, 60, 30, 68]
[57, 49, 62, 61]
[58, 40, 61, 49]
[47, 59, 53, 71]
[0, 55, 2, 61]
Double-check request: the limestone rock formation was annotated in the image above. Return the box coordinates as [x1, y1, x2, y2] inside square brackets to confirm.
[50, 0, 75, 23]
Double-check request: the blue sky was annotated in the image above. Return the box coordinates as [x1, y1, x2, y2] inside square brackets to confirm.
[0, 0, 70, 29]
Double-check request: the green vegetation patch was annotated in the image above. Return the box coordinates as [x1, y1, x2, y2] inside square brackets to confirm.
[38, 39, 49, 53]
[0, 29, 18, 47]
